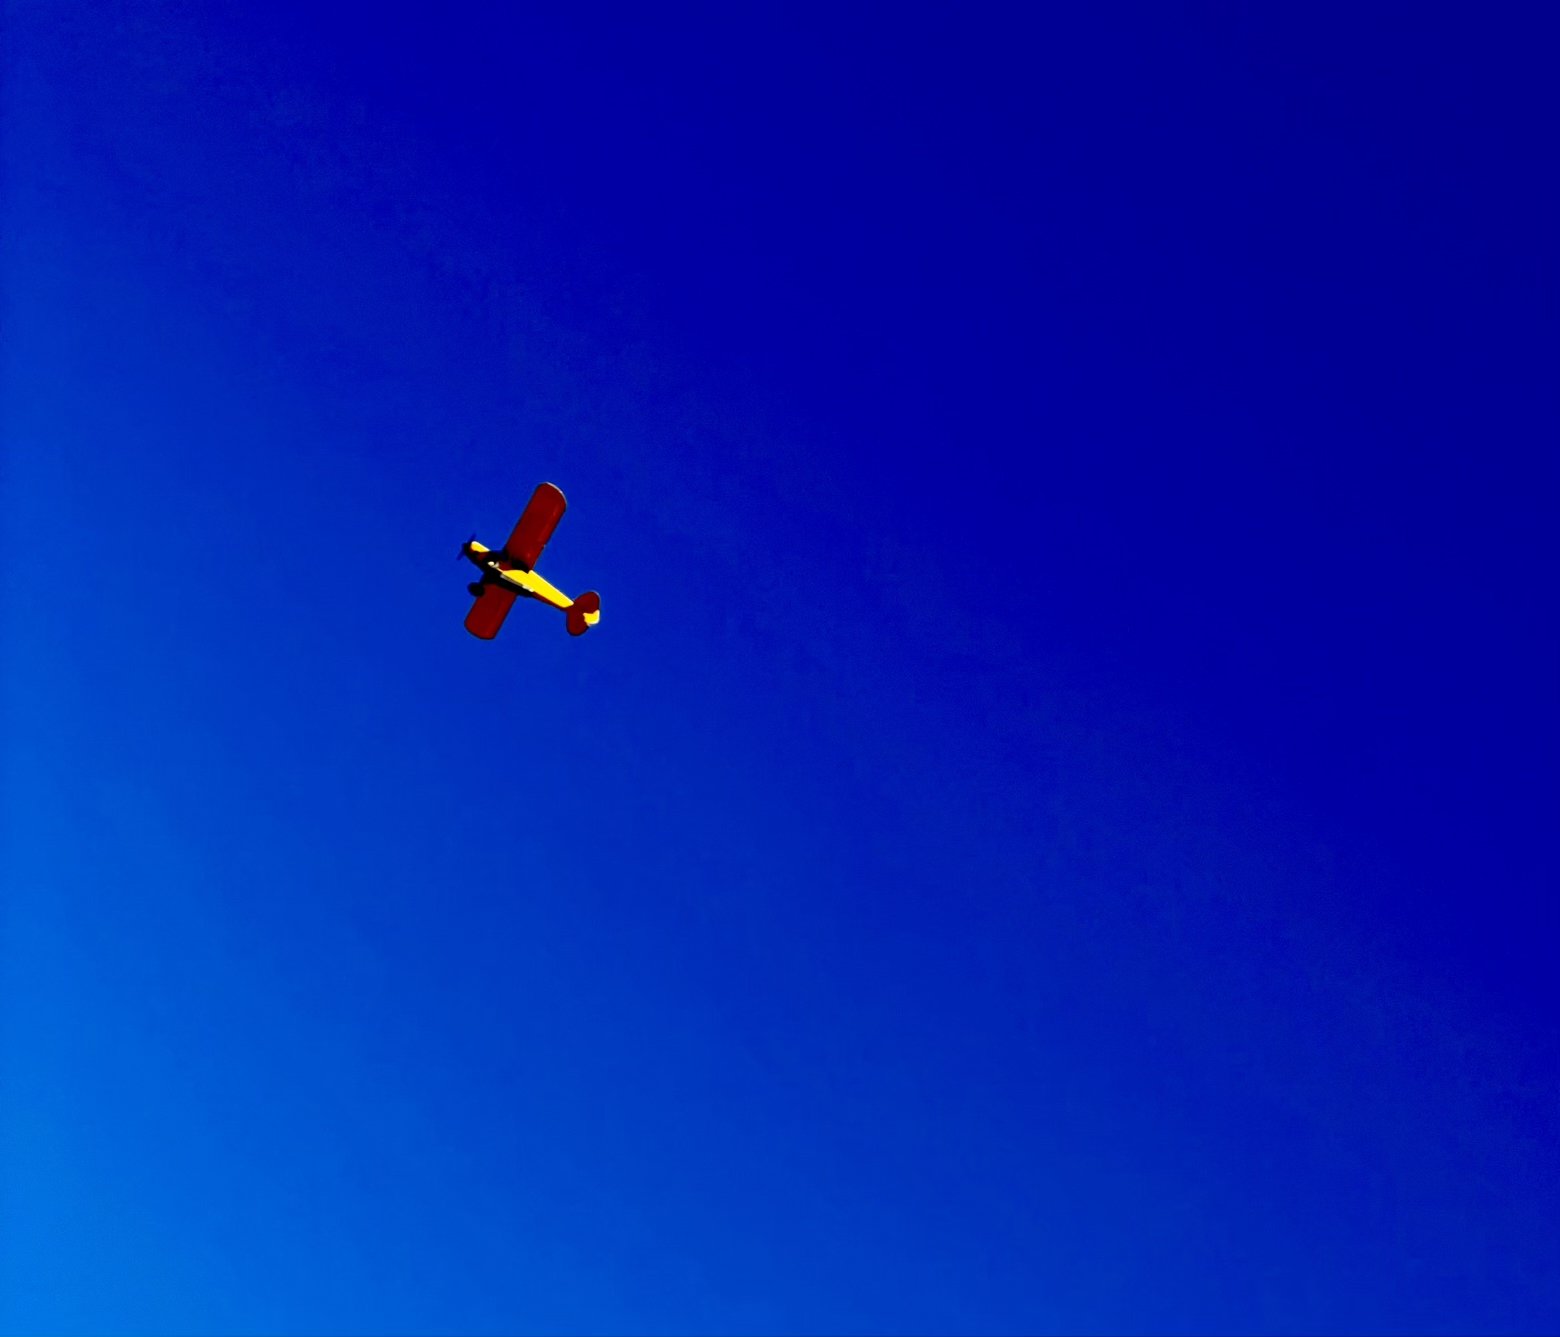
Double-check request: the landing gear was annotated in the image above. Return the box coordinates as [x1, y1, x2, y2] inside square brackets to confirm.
[467, 582, 485, 597]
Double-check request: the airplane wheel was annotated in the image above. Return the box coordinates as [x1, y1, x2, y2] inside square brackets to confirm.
[467, 582, 484, 597]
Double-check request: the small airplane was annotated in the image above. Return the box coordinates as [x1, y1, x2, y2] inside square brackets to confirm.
[459, 482, 601, 639]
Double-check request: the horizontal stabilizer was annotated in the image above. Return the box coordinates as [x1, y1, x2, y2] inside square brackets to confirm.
[566, 591, 601, 637]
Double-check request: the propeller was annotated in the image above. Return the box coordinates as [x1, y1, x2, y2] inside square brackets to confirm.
[457, 531, 475, 561]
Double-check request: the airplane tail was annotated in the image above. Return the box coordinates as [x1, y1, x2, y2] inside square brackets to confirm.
[566, 591, 601, 637]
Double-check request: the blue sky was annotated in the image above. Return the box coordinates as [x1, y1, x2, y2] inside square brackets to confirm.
[3, 5, 1556, 1334]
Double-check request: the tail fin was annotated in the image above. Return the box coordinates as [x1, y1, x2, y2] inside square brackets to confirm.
[566, 591, 601, 637]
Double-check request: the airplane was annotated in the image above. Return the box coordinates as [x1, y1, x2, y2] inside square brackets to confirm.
[459, 482, 601, 639]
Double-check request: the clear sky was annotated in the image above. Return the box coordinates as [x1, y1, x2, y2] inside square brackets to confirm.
[2, 5, 1556, 1334]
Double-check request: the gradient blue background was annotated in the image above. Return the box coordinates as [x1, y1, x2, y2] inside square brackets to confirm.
[3, 5, 1556, 1333]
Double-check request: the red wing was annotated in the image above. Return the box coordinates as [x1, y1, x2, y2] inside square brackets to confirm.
[464, 585, 518, 639]
[503, 483, 567, 570]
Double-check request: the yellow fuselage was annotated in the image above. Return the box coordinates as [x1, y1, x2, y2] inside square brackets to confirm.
[463, 541, 578, 612]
